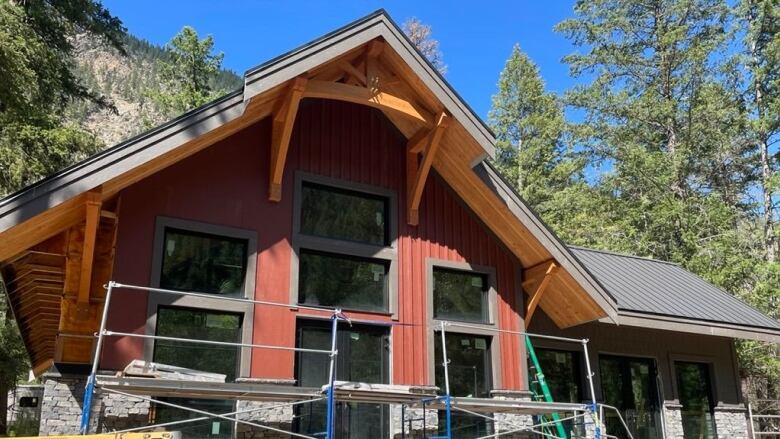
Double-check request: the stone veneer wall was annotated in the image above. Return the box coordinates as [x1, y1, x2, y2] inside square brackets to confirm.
[663, 402, 685, 439]
[714, 405, 749, 439]
[39, 372, 151, 436]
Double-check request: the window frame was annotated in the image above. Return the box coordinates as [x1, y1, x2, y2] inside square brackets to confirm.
[146, 216, 257, 377]
[291, 173, 398, 317]
[672, 359, 718, 439]
[426, 258, 501, 390]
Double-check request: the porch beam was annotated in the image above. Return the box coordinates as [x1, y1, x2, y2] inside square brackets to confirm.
[269, 77, 307, 202]
[524, 261, 558, 329]
[76, 189, 101, 319]
[303, 80, 432, 124]
[407, 112, 449, 225]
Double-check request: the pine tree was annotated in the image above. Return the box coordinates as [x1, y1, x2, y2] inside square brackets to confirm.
[740, 0, 780, 262]
[488, 45, 587, 226]
[555, 0, 746, 262]
[151, 26, 226, 117]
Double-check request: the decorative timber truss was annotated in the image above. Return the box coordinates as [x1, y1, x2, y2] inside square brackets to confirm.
[267, 39, 450, 227]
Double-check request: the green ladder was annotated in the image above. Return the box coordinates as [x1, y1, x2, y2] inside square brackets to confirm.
[526, 335, 569, 439]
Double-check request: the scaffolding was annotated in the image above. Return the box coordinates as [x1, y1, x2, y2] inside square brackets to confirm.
[78, 281, 634, 439]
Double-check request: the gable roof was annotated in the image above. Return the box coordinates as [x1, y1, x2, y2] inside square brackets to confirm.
[0, 9, 776, 349]
[0, 9, 621, 334]
[570, 246, 780, 342]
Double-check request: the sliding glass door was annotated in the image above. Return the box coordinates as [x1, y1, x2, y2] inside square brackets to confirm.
[599, 355, 662, 439]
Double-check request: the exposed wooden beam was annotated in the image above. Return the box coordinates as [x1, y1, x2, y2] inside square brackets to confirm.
[32, 359, 53, 377]
[76, 190, 101, 319]
[269, 77, 308, 202]
[407, 112, 449, 225]
[303, 80, 433, 124]
[524, 262, 559, 329]
[366, 39, 385, 58]
[339, 62, 367, 86]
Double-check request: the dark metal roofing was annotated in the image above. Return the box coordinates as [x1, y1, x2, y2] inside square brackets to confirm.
[569, 246, 780, 331]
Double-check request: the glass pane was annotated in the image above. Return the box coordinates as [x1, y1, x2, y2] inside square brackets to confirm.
[535, 349, 582, 403]
[434, 332, 493, 438]
[599, 355, 661, 439]
[299, 250, 388, 312]
[435, 332, 492, 398]
[160, 228, 248, 295]
[433, 268, 488, 323]
[300, 182, 388, 246]
[153, 307, 241, 381]
[295, 321, 389, 438]
[346, 329, 386, 383]
[675, 362, 717, 439]
[153, 398, 234, 438]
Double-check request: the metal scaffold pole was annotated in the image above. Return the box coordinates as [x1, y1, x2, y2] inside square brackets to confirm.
[325, 310, 340, 439]
[80, 281, 114, 435]
[439, 321, 452, 439]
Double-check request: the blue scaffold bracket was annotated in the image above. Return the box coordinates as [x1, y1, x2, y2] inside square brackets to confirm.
[79, 374, 96, 434]
[590, 403, 602, 439]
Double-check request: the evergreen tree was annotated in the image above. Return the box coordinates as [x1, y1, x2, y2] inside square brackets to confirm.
[740, 0, 780, 262]
[555, 0, 746, 262]
[152, 26, 226, 117]
[488, 45, 589, 230]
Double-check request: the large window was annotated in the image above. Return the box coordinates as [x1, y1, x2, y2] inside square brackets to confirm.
[153, 307, 242, 381]
[298, 250, 389, 312]
[294, 177, 396, 314]
[433, 268, 489, 323]
[675, 362, 717, 439]
[599, 355, 662, 439]
[294, 320, 390, 438]
[434, 332, 493, 437]
[160, 228, 248, 295]
[534, 348, 582, 403]
[300, 182, 389, 246]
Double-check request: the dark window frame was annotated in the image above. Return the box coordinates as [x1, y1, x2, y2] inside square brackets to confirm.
[293, 317, 391, 438]
[300, 180, 391, 246]
[673, 360, 718, 439]
[159, 226, 249, 296]
[531, 347, 584, 403]
[291, 173, 398, 316]
[432, 266, 490, 324]
[152, 305, 243, 381]
[146, 216, 257, 377]
[298, 249, 391, 313]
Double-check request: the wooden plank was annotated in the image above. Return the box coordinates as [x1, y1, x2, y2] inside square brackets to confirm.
[339, 62, 367, 86]
[524, 262, 558, 328]
[303, 80, 433, 124]
[77, 190, 102, 318]
[407, 112, 449, 225]
[269, 77, 307, 201]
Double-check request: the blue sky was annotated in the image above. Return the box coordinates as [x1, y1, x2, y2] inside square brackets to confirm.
[102, 1, 581, 119]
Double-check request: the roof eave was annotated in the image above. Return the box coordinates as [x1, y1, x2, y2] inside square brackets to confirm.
[603, 311, 780, 343]
[474, 161, 620, 323]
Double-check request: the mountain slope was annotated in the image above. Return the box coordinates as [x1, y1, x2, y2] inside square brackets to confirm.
[67, 33, 243, 147]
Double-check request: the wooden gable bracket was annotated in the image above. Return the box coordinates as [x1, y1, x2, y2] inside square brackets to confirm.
[406, 111, 449, 225]
[523, 260, 559, 329]
[269, 77, 308, 202]
[76, 189, 102, 319]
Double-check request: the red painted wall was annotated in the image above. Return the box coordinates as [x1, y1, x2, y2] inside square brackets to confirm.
[107, 99, 523, 389]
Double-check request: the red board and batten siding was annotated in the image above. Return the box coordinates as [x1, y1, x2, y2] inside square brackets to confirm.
[108, 99, 524, 389]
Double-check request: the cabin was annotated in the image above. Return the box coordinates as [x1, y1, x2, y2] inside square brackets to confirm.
[0, 10, 778, 439]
